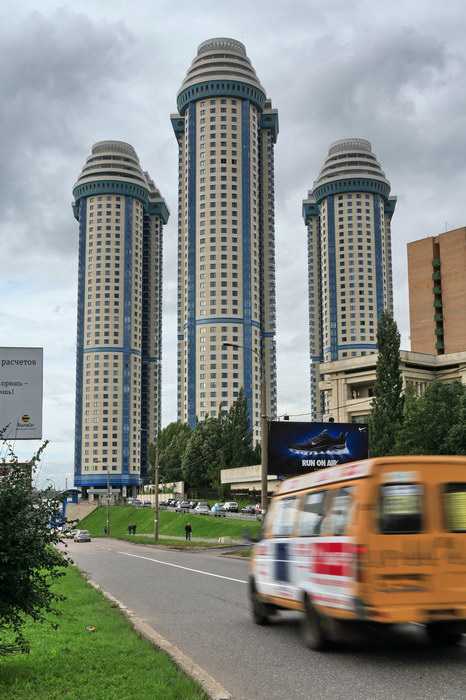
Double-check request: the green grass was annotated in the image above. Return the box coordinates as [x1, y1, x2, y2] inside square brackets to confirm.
[0, 566, 207, 700]
[77, 506, 261, 542]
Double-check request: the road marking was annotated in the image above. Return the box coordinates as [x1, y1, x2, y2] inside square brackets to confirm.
[117, 551, 247, 584]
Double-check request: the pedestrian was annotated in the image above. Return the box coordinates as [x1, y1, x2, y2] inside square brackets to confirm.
[185, 522, 192, 541]
[127, 525, 132, 535]
[132, 524, 137, 535]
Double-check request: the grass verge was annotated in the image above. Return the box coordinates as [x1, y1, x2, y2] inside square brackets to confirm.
[0, 566, 208, 700]
[77, 505, 261, 542]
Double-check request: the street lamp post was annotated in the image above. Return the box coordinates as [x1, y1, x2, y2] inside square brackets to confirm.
[154, 440, 159, 540]
[106, 469, 110, 536]
[223, 342, 268, 513]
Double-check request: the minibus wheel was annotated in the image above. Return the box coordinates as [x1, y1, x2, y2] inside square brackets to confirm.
[426, 622, 463, 646]
[249, 580, 271, 625]
[302, 597, 329, 651]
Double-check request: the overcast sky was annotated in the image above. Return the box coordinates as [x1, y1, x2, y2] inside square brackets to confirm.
[1, 0, 466, 488]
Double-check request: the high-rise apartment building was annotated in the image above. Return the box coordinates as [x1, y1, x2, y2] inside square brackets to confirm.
[171, 38, 278, 438]
[408, 226, 466, 355]
[303, 138, 397, 419]
[72, 141, 169, 497]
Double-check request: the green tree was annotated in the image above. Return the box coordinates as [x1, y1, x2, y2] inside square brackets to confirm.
[182, 417, 225, 489]
[0, 440, 67, 656]
[368, 311, 404, 457]
[393, 380, 466, 455]
[445, 389, 466, 455]
[222, 387, 257, 468]
[149, 422, 191, 485]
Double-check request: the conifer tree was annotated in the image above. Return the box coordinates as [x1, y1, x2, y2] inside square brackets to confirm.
[368, 311, 404, 457]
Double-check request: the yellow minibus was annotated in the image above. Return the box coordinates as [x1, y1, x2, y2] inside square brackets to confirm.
[248, 456, 466, 650]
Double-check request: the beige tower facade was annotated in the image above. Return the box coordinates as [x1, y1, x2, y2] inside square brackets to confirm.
[408, 227, 466, 355]
[72, 141, 169, 497]
[171, 38, 278, 439]
[303, 139, 396, 419]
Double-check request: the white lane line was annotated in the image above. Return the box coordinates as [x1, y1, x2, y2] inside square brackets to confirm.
[117, 551, 247, 584]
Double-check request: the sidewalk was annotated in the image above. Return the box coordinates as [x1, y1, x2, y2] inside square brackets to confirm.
[137, 533, 244, 544]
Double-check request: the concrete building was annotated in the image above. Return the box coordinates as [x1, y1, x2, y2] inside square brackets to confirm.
[408, 226, 466, 355]
[303, 138, 397, 419]
[318, 349, 466, 424]
[72, 141, 169, 497]
[171, 37, 278, 440]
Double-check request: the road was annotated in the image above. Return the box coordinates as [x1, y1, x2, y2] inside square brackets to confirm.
[66, 538, 466, 700]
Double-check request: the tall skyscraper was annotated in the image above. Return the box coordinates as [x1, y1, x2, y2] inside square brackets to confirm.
[72, 141, 169, 497]
[171, 38, 278, 439]
[303, 138, 396, 419]
[408, 226, 466, 355]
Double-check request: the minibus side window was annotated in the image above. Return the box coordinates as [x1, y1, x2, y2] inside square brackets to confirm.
[320, 487, 354, 536]
[379, 484, 423, 534]
[444, 483, 466, 533]
[271, 497, 299, 537]
[332, 486, 354, 536]
[299, 490, 326, 536]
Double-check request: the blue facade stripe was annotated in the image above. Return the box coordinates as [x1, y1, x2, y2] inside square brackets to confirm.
[241, 100, 254, 423]
[327, 196, 338, 360]
[74, 198, 87, 480]
[373, 194, 385, 321]
[187, 103, 197, 428]
[184, 318, 261, 328]
[177, 80, 266, 115]
[122, 196, 133, 473]
[83, 347, 141, 356]
[74, 473, 141, 487]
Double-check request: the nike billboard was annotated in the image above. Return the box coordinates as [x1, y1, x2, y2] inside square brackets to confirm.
[268, 422, 369, 477]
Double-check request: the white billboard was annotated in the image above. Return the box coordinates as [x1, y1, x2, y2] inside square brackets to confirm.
[0, 347, 43, 439]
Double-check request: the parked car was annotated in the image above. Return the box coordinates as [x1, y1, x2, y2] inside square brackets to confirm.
[212, 504, 226, 517]
[224, 501, 238, 512]
[177, 501, 191, 511]
[189, 501, 198, 509]
[74, 530, 91, 542]
[241, 505, 257, 515]
[194, 503, 210, 514]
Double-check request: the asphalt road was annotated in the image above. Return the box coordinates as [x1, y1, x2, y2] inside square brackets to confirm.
[65, 538, 466, 700]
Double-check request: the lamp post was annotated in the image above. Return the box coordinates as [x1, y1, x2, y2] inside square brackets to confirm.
[154, 439, 160, 540]
[222, 342, 268, 513]
[106, 468, 110, 536]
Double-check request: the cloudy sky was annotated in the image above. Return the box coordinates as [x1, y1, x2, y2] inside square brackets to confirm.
[1, 0, 465, 488]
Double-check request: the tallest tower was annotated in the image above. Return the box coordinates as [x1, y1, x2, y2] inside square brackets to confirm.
[172, 38, 278, 438]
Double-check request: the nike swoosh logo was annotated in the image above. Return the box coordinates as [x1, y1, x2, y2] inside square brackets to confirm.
[358, 427, 367, 432]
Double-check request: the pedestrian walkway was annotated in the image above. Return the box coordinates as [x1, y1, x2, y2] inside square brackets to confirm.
[138, 533, 243, 544]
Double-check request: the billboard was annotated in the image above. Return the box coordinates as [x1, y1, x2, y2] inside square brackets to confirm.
[0, 347, 43, 439]
[268, 421, 369, 477]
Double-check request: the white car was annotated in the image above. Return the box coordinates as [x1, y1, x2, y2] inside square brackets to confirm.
[224, 501, 238, 512]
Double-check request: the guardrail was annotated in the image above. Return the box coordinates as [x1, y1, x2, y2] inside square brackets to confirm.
[158, 505, 261, 521]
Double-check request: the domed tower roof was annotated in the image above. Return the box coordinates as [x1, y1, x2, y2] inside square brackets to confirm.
[312, 138, 392, 203]
[176, 37, 267, 114]
[73, 140, 149, 192]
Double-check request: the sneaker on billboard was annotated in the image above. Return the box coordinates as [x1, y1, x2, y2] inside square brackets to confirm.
[288, 429, 346, 455]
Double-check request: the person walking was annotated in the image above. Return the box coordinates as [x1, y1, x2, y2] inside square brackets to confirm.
[185, 522, 192, 541]
[127, 525, 132, 535]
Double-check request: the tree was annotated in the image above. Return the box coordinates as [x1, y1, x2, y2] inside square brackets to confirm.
[182, 417, 225, 489]
[148, 422, 191, 485]
[393, 380, 466, 455]
[222, 387, 257, 468]
[0, 440, 67, 656]
[368, 311, 404, 457]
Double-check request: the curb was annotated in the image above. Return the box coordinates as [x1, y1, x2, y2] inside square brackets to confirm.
[85, 576, 232, 700]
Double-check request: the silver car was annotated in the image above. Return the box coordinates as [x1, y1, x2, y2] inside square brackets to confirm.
[74, 529, 91, 542]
